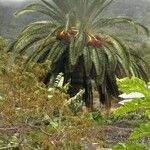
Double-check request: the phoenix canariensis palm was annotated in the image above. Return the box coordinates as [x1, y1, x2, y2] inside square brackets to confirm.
[8, 0, 149, 110]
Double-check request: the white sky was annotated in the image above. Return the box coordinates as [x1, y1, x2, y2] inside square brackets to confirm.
[0, 0, 25, 1]
[0, 0, 29, 5]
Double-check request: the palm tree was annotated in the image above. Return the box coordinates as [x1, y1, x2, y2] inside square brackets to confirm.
[8, 0, 149, 110]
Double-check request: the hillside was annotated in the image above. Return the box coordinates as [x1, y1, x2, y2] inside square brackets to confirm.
[0, 0, 150, 39]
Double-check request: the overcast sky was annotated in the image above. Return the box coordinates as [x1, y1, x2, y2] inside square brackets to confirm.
[0, 0, 32, 6]
[0, 0, 25, 1]
[0, 0, 32, 3]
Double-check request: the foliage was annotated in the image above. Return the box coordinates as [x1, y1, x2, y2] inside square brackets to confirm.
[113, 142, 149, 150]
[48, 72, 85, 115]
[113, 77, 150, 150]
[8, 0, 149, 108]
[0, 53, 104, 150]
[0, 36, 7, 51]
[144, 54, 150, 78]
[53, 72, 70, 93]
[66, 89, 85, 115]
[89, 110, 103, 123]
[130, 123, 150, 140]
[114, 77, 150, 116]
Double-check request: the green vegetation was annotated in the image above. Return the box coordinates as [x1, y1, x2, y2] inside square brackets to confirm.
[0, 0, 150, 149]
[0, 53, 105, 149]
[8, 0, 149, 110]
[113, 77, 150, 150]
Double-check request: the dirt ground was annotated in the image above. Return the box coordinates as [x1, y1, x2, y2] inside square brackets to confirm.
[90, 92, 150, 150]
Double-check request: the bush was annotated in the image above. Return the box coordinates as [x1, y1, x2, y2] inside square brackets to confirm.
[0, 37, 6, 51]
[0, 54, 104, 149]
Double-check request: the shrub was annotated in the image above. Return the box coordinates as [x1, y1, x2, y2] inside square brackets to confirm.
[0, 54, 104, 149]
[113, 77, 150, 150]
[0, 37, 6, 51]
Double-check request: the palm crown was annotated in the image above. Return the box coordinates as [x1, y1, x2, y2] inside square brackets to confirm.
[9, 0, 149, 109]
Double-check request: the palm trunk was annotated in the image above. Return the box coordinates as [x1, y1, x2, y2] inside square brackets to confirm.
[67, 57, 93, 110]
[68, 58, 84, 97]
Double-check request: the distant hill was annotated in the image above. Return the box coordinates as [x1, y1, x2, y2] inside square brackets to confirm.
[0, 0, 46, 39]
[0, 0, 150, 39]
[107, 0, 150, 25]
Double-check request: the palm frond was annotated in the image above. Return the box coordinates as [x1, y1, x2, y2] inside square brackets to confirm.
[14, 34, 46, 54]
[93, 17, 149, 36]
[14, 3, 51, 16]
[69, 34, 86, 67]
[102, 44, 117, 71]
[14, 3, 63, 23]
[20, 21, 55, 35]
[83, 47, 92, 76]
[130, 52, 149, 82]
[109, 36, 131, 74]
[92, 48, 106, 84]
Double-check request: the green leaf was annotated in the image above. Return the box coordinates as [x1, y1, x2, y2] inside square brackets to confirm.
[113, 99, 147, 116]
[96, 16, 149, 36]
[46, 42, 63, 64]
[69, 34, 85, 67]
[102, 44, 117, 71]
[66, 90, 85, 114]
[110, 36, 130, 74]
[130, 122, 150, 139]
[14, 3, 52, 17]
[83, 47, 92, 76]
[92, 48, 105, 84]
[146, 110, 150, 119]
[117, 77, 150, 97]
[113, 143, 149, 150]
